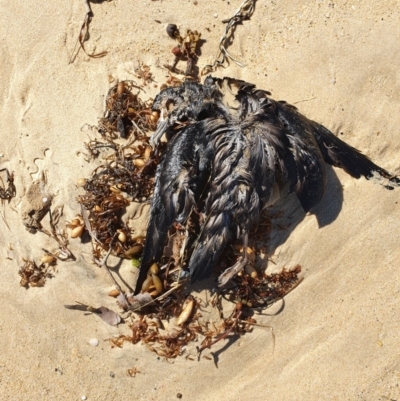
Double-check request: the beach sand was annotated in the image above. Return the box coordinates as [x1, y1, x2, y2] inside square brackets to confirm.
[1, 0, 400, 399]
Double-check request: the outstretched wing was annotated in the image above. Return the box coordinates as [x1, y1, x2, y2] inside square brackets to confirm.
[311, 122, 400, 187]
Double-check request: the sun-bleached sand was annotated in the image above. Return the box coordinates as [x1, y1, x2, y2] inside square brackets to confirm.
[1, 1, 400, 400]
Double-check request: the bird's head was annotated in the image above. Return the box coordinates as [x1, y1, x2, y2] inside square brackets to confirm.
[150, 78, 223, 148]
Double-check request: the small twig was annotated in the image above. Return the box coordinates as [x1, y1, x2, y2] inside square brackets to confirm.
[48, 207, 75, 260]
[69, 0, 107, 64]
[239, 319, 276, 353]
[130, 119, 146, 137]
[129, 281, 186, 312]
[197, 308, 242, 360]
[293, 97, 317, 105]
[94, 234, 125, 296]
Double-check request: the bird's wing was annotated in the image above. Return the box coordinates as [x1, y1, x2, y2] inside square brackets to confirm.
[134, 122, 212, 294]
[311, 122, 400, 187]
[188, 124, 260, 282]
[273, 101, 328, 212]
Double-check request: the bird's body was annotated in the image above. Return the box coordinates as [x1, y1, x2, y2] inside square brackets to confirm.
[134, 77, 399, 294]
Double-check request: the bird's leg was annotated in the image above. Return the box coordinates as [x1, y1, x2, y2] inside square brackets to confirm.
[218, 232, 249, 287]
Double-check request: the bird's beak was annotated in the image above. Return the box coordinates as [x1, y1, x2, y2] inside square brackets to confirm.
[150, 109, 168, 148]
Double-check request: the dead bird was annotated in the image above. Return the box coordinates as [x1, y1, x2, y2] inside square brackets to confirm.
[134, 77, 400, 294]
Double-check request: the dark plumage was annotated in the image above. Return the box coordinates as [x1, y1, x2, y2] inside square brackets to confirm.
[134, 76, 400, 294]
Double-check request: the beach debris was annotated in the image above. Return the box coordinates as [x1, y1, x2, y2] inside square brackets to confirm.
[202, 0, 257, 74]
[18, 259, 54, 288]
[96, 80, 155, 140]
[64, 302, 122, 326]
[77, 80, 160, 266]
[47, 206, 76, 261]
[0, 168, 16, 202]
[134, 62, 155, 86]
[160, 71, 184, 91]
[108, 288, 120, 297]
[67, 215, 86, 238]
[126, 367, 141, 377]
[221, 265, 303, 309]
[21, 174, 53, 234]
[108, 264, 299, 360]
[41, 254, 56, 264]
[164, 24, 202, 77]
[69, 0, 108, 63]
[176, 296, 195, 326]
[71, 224, 85, 239]
[89, 338, 99, 346]
[196, 301, 244, 360]
[18, 206, 74, 287]
[21, 176, 73, 260]
[107, 288, 268, 360]
[76, 177, 87, 188]
[93, 306, 122, 326]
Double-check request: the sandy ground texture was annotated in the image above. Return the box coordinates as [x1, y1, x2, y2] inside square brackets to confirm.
[1, 0, 400, 400]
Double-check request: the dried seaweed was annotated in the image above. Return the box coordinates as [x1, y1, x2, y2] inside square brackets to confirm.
[126, 367, 141, 377]
[164, 25, 203, 77]
[107, 260, 301, 359]
[108, 286, 269, 360]
[202, 0, 257, 74]
[98, 81, 157, 140]
[48, 206, 75, 261]
[19, 259, 54, 288]
[220, 264, 303, 308]
[69, 0, 108, 64]
[159, 72, 184, 91]
[76, 80, 161, 259]
[0, 169, 16, 202]
[134, 63, 155, 86]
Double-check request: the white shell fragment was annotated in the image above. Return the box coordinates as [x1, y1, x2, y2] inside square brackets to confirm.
[89, 338, 99, 347]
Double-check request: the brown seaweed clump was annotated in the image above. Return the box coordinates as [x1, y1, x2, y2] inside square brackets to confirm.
[19, 259, 55, 288]
[76, 80, 163, 258]
[98, 80, 158, 140]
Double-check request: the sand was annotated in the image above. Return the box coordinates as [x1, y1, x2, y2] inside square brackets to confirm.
[1, 0, 400, 400]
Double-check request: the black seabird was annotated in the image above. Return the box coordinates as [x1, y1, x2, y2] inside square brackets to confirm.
[134, 77, 400, 294]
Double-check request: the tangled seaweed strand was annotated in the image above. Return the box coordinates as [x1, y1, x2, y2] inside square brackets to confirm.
[202, 0, 258, 74]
